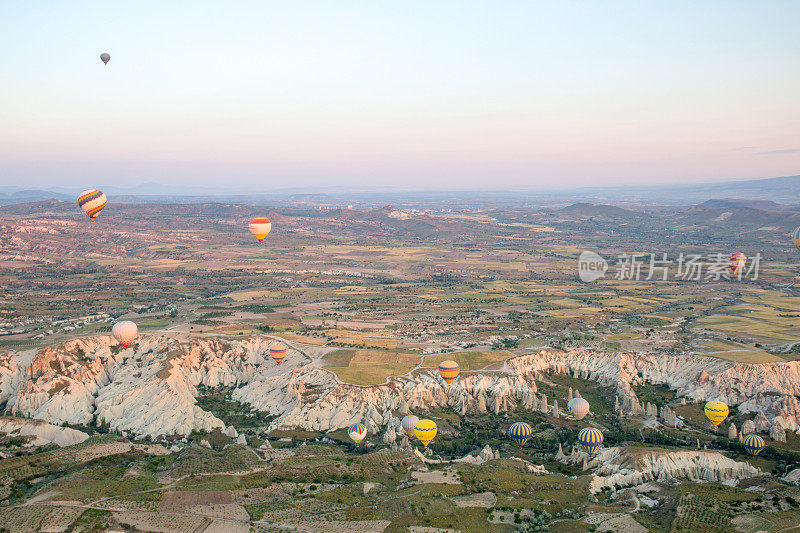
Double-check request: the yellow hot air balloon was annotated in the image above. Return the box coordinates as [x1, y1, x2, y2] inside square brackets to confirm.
[414, 419, 437, 447]
[742, 434, 765, 456]
[249, 217, 272, 242]
[509, 422, 532, 447]
[78, 189, 107, 222]
[704, 400, 729, 427]
[577, 427, 604, 455]
[793, 227, 800, 251]
[438, 360, 460, 386]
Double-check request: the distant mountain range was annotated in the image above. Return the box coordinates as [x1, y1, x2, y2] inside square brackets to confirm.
[552, 197, 800, 231]
[1, 174, 798, 208]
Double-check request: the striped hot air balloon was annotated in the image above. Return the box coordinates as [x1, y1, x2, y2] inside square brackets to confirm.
[729, 252, 747, 277]
[249, 217, 272, 242]
[792, 227, 800, 252]
[112, 321, 137, 348]
[509, 422, 532, 447]
[568, 398, 590, 420]
[348, 423, 367, 443]
[704, 400, 729, 427]
[577, 427, 604, 455]
[438, 360, 460, 386]
[742, 434, 765, 456]
[78, 189, 107, 221]
[414, 419, 437, 447]
[270, 344, 287, 364]
[401, 415, 419, 437]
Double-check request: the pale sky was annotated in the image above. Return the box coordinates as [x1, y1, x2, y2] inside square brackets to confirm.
[1, 1, 799, 190]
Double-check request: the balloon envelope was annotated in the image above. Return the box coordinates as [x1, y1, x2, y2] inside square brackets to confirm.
[438, 360, 460, 385]
[269, 344, 287, 364]
[704, 400, 729, 427]
[568, 398, 590, 420]
[348, 423, 367, 443]
[793, 227, 800, 252]
[249, 217, 272, 242]
[100, 53, 110, 64]
[401, 415, 419, 437]
[78, 189, 107, 221]
[509, 422, 532, 447]
[577, 427, 604, 455]
[742, 434, 765, 456]
[414, 419, 437, 447]
[112, 321, 137, 348]
[729, 252, 746, 276]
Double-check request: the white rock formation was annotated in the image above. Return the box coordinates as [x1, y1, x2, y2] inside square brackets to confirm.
[770, 422, 786, 443]
[728, 423, 737, 440]
[0, 416, 89, 447]
[507, 350, 800, 435]
[782, 468, 800, 485]
[560, 446, 761, 493]
[754, 411, 771, 433]
[4, 340, 800, 441]
[455, 445, 501, 465]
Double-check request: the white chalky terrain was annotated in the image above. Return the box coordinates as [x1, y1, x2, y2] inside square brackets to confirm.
[0, 416, 89, 447]
[557, 446, 762, 493]
[1, 336, 799, 442]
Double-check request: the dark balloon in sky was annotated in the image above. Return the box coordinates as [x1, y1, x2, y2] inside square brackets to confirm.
[100, 53, 110, 65]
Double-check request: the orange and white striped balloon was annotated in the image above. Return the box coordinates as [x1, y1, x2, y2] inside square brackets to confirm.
[729, 252, 746, 276]
[78, 189, 107, 221]
[270, 344, 287, 364]
[438, 360, 460, 386]
[249, 217, 272, 242]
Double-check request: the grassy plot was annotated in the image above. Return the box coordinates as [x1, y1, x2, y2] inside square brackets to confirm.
[46, 465, 159, 503]
[695, 340, 784, 363]
[424, 350, 514, 372]
[321, 349, 421, 385]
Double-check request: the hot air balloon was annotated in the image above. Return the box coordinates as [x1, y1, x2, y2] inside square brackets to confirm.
[438, 360, 460, 386]
[742, 434, 765, 456]
[577, 427, 604, 455]
[509, 422, 532, 447]
[568, 397, 590, 420]
[270, 344, 287, 364]
[793, 227, 800, 251]
[100, 53, 110, 65]
[729, 252, 746, 277]
[249, 217, 272, 242]
[704, 400, 729, 427]
[112, 321, 137, 348]
[348, 423, 367, 444]
[401, 415, 419, 437]
[78, 189, 107, 222]
[414, 419, 437, 447]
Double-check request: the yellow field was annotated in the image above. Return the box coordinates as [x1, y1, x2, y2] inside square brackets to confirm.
[277, 333, 327, 345]
[225, 289, 280, 301]
[545, 307, 602, 318]
[696, 340, 784, 363]
[424, 350, 514, 371]
[696, 314, 798, 342]
[604, 332, 642, 340]
[321, 349, 421, 385]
